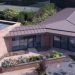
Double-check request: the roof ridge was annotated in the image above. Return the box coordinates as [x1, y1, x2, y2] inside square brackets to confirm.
[66, 11, 75, 26]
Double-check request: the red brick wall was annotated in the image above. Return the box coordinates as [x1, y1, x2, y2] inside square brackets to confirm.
[4, 37, 12, 52]
[41, 33, 53, 49]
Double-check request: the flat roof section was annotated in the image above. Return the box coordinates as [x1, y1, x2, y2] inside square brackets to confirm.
[0, 21, 15, 30]
[0, 23, 9, 30]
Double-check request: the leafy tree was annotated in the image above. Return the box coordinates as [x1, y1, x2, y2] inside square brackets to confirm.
[17, 11, 25, 23]
[33, 3, 56, 23]
[3, 9, 18, 21]
[0, 11, 5, 20]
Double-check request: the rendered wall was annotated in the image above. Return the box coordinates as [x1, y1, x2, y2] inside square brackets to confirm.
[0, 21, 21, 58]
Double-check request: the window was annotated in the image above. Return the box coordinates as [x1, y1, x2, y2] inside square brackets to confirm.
[12, 35, 41, 51]
[53, 35, 61, 48]
[54, 36, 60, 41]
[12, 37, 15, 41]
[69, 38, 75, 45]
[27, 38, 34, 48]
[34, 35, 41, 48]
[69, 37, 75, 51]
[61, 36, 68, 49]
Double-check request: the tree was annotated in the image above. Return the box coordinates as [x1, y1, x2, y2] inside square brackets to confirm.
[3, 9, 18, 21]
[17, 11, 25, 23]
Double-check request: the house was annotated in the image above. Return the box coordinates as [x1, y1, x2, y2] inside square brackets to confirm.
[0, 8, 75, 58]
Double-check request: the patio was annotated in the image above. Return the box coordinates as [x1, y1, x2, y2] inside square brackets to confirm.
[0, 68, 37, 75]
[46, 61, 75, 75]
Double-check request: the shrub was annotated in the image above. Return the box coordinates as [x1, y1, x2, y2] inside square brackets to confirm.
[17, 56, 27, 64]
[28, 56, 43, 62]
[36, 62, 47, 75]
[3, 9, 19, 21]
[32, 3, 57, 24]
[1, 59, 17, 68]
[50, 51, 63, 58]
[17, 11, 25, 23]
[0, 3, 57, 25]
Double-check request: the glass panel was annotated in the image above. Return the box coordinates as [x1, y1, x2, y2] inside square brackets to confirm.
[53, 36, 60, 48]
[61, 36, 68, 50]
[69, 37, 75, 51]
[27, 38, 34, 48]
[34, 35, 41, 48]
[12, 40, 19, 46]
[24, 39, 27, 46]
[12, 36, 27, 51]
[12, 46, 20, 51]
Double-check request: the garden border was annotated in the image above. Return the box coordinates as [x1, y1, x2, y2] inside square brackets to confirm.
[0, 56, 68, 73]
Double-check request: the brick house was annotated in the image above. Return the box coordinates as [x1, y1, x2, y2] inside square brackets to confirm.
[0, 8, 75, 58]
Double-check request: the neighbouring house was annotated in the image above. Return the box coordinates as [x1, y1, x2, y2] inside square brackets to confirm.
[0, 8, 75, 58]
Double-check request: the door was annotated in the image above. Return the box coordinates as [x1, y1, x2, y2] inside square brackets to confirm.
[27, 37, 34, 48]
[69, 37, 75, 52]
[61, 36, 68, 50]
[53, 36, 61, 48]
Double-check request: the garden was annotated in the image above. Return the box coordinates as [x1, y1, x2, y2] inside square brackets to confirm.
[0, 3, 57, 25]
[1, 51, 63, 68]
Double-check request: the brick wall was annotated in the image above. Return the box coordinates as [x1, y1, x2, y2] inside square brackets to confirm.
[41, 33, 53, 50]
[4, 37, 12, 52]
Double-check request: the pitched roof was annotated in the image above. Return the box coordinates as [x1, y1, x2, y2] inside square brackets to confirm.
[5, 8, 75, 37]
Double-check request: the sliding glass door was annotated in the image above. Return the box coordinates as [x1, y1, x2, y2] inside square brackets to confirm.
[61, 36, 68, 50]
[12, 35, 41, 51]
[27, 37, 34, 48]
[53, 35, 68, 50]
[69, 37, 75, 52]
[53, 36, 61, 48]
[34, 35, 41, 49]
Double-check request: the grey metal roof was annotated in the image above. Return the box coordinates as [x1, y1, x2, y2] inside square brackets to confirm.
[5, 8, 75, 37]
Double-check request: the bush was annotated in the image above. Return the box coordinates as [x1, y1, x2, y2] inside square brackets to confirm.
[1, 59, 17, 68]
[0, 3, 57, 25]
[17, 56, 27, 64]
[3, 9, 19, 21]
[50, 51, 63, 58]
[32, 3, 57, 24]
[36, 62, 47, 75]
[28, 56, 43, 62]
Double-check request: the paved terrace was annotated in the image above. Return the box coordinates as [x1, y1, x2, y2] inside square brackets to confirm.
[46, 61, 75, 75]
[0, 68, 37, 75]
